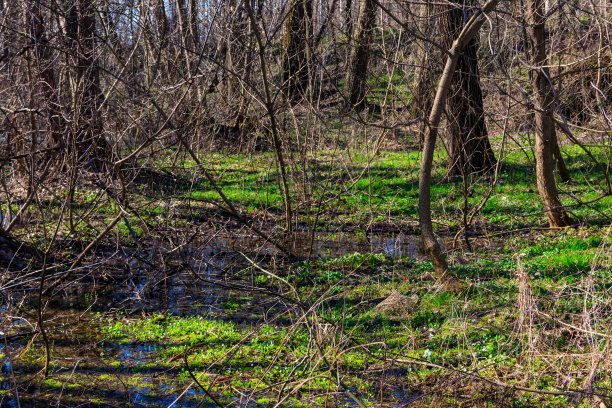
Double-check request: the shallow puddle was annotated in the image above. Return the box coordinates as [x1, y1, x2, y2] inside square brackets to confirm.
[1, 232, 427, 407]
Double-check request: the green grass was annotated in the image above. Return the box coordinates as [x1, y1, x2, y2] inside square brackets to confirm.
[14, 132, 609, 246]
[4, 133, 612, 406]
[5, 222, 611, 406]
[85, 231, 607, 405]
[154, 142, 610, 232]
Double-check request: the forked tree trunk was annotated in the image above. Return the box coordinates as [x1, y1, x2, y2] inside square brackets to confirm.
[419, 0, 503, 285]
[526, 0, 572, 227]
[345, 0, 376, 110]
[282, 0, 312, 103]
[438, 0, 496, 175]
[553, 142, 571, 182]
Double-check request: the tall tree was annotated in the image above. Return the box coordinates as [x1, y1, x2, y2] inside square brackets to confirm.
[174, 0, 192, 70]
[282, 0, 312, 102]
[411, 0, 435, 136]
[223, 0, 252, 129]
[418, 0, 503, 285]
[437, 0, 496, 175]
[26, 0, 63, 149]
[344, 0, 353, 36]
[153, 0, 170, 49]
[526, 0, 573, 227]
[224, 0, 244, 101]
[189, 0, 200, 48]
[345, 0, 376, 110]
[65, 0, 110, 169]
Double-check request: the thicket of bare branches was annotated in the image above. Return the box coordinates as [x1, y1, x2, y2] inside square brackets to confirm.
[1, 0, 611, 405]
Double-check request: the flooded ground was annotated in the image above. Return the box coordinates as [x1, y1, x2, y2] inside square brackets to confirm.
[111, 232, 425, 314]
[1, 232, 428, 407]
[4, 227, 607, 407]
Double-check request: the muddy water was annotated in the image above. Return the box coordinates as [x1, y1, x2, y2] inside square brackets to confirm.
[0, 313, 213, 407]
[181, 231, 424, 260]
[2, 336, 418, 407]
[96, 232, 425, 316]
[290, 232, 424, 259]
[1, 232, 425, 407]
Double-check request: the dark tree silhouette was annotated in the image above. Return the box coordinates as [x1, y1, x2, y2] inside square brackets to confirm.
[438, 0, 496, 175]
[282, 0, 312, 102]
[65, 0, 110, 169]
[345, 0, 376, 110]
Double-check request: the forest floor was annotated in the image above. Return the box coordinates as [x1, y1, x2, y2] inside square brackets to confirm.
[1, 135, 611, 407]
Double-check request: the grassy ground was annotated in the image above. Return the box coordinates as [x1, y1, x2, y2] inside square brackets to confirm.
[116, 134, 612, 238]
[9, 132, 609, 245]
[3, 227, 611, 406]
[2, 136, 612, 407]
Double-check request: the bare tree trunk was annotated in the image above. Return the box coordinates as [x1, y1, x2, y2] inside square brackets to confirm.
[233, 9, 254, 131]
[154, 0, 170, 49]
[553, 136, 571, 182]
[282, 0, 312, 103]
[220, 0, 252, 130]
[419, 0, 504, 285]
[438, 0, 496, 175]
[345, 0, 376, 110]
[65, 0, 110, 170]
[224, 0, 247, 111]
[526, 0, 573, 227]
[26, 0, 63, 150]
[175, 0, 188, 39]
[411, 0, 435, 136]
[344, 0, 353, 35]
[175, 0, 191, 70]
[100, 0, 123, 57]
[245, 0, 294, 232]
[189, 0, 200, 48]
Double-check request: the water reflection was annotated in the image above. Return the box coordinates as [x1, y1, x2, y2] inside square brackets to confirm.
[1, 232, 426, 407]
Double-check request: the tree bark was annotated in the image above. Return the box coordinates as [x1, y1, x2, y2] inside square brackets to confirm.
[66, 0, 110, 169]
[419, 0, 504, 285]
[245, 0, 294, 232]
[26, 0, 63, 150]
[438, 0, 496, 175]
[344, 0, 354, 36]
[553, 137, 571, 182]
[224, 0, 248, 110]
[227, 1, 252, 130]
[189, 0, 200, 48]
[345, 0, 376, 110]
[174, 0, 192, 70]
[154, 0, 170, 49]
[282, 0, 312, 103]
[411, 0, 435, 137]
[526, 0, 572, 227]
